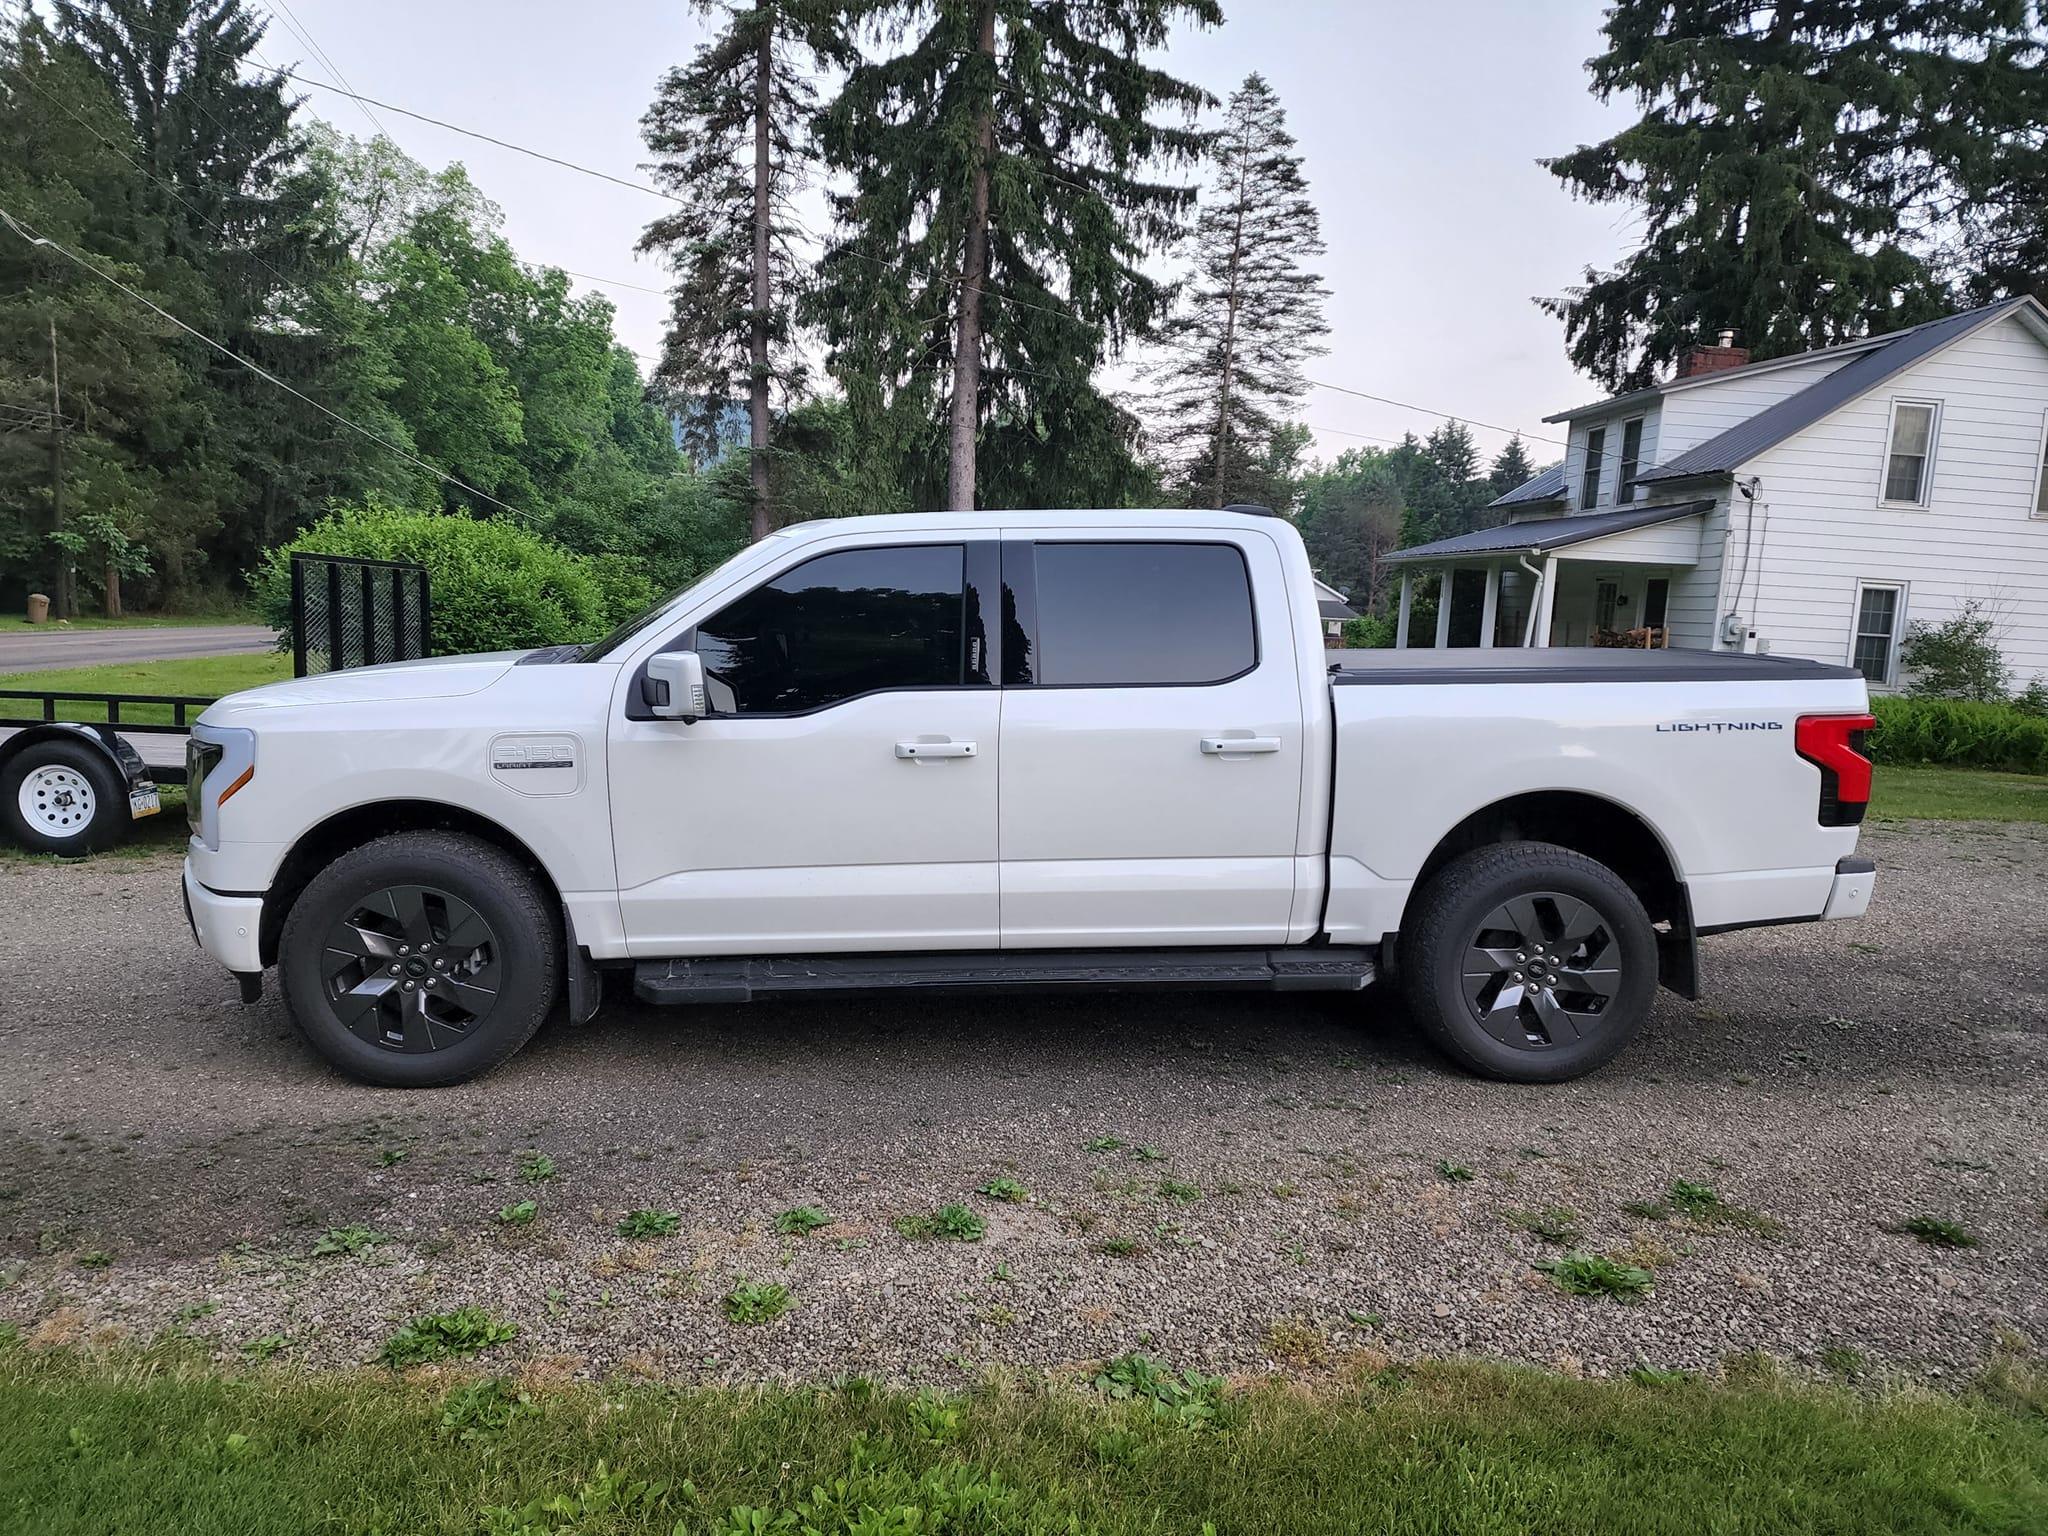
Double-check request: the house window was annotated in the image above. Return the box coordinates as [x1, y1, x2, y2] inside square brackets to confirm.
[1618, 418, 1644, 504]
[1594, 579, 1620, 632]
[1881, 400, 1939, 506]
[2035, 411, 2048, 516]
[1580, 427, 1606, 508]
[1642, 578, 1669, 629]
[1850, 581, 1906, 685]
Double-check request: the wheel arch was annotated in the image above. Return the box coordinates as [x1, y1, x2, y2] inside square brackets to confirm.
[259, 798, 565, 967]
[0, 722, 139, 783]
[1399, 789, 1695, 996]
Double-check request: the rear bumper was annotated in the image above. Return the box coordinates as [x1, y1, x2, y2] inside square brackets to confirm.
[1820, 855, 1876, 922]
[182, 859, 264, 973]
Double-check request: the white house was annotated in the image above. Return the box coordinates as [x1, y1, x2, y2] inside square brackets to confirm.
[1383, 297, 2048, 689]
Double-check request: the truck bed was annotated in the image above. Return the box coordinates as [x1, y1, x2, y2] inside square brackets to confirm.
[1329, 648, 1862, 686]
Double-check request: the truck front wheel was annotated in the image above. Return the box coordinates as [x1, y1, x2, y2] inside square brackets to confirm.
[278, 830, 560, 1087]
[1399, 841, 1657, 1083]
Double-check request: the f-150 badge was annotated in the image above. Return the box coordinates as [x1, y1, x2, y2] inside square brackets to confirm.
[490, 733, 582, 794]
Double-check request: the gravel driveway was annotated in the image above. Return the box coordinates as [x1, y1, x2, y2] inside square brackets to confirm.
[2, 821, 2042, 1386]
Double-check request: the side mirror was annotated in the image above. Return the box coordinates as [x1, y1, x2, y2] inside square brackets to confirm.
[643, 651, 708, 722]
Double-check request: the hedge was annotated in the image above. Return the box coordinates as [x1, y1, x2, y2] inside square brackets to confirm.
[1869, 696, 2048, 774]
[250, 501, 652, 658]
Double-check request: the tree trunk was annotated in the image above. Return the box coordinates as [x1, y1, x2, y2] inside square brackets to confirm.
[747, 16, 776, 543]
[104, 563, 122, 619]
[946, 0, 998, 513]
[49, 320, 72, 621]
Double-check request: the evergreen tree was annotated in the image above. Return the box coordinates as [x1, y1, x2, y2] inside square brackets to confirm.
[639, 1, 852, 541]
[1541, 0, 2039, 392]
[1151, 72, 1327, 508]
[816, 0, 1219, 511]
[1488, 435, 1534, 500]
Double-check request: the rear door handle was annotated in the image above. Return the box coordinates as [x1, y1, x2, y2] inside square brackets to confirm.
[895, 740, 977, 759]
[1200, 736, 1283, 755]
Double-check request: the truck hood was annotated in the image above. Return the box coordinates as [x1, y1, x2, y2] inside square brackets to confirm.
[200, 650, 532, 718]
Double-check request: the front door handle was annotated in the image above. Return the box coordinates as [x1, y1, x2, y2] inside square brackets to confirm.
[1201, 736, 1283, 755]
[895, 740, 977, 759]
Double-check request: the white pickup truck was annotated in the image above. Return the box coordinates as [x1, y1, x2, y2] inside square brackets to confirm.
[181, 507, 1878, 1087]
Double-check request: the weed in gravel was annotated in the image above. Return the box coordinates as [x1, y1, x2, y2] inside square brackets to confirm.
[723, 1281, 792, 1325]
[174, 1301, 217, 1324]
[1435, 1161, 1475, 1183]
[1090, 1353, 1229, 1429]
[992, 1262, 1014, 1283]
[379, 1307, 518, 1368]
[74, 1250, 110, 1270]
[496, 1201, 537, 1227]
[1506, 1207, 1581, 1245]
[309, 1225, 387, 1258]
[616, 1209, 680, 1240]
[1890, 1215, 1978, 1249]
[377, 1148, 407, 1167]
[437, 1377, 534, 1441]
[1665, 1180, 1783, 1237]
[1265, 1317, 1326, 1366]
[1156, 1178, 1203, 1204]
[1345, 1309, 1382, 1330]
[1085, 1136, 1124, 1153]
[978, 1177, 1028, 1203]
[1623, 1200, 1670, 1220]
[895, 1205, 986, 1242]
[772, 1205, 829, 1236]
[518, 1151, 556, 1184]
[980, 1304, 1018, 1328]
[1134, 1146, 1165, 1163]
[1536, 1252, 1654, 1301]
[1095, 1236, 1144, 1258]
[241, 1334, 286, 1361]
[907, 1390, 963, 1445]
[1819, 1346, 1867, 1379]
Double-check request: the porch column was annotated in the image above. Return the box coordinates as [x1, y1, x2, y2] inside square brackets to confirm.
[1434, 569, 1453, 648]
[1478, 564, 1501, 649]
[1395, 571, 1412, 648]
[1530, 554, 1559, 648]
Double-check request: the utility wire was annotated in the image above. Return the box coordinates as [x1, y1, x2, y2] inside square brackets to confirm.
[0, 205, 536, 519]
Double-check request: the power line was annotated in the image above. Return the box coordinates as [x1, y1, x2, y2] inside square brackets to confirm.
[265, 0, 390, 142]
[0, 205, 536, 519]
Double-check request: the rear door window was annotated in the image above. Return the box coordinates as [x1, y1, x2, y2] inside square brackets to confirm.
[1019, 542, 1256, 687]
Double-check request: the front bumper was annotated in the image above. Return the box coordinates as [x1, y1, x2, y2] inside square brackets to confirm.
[182, 859, 265, 973]
[1820, 854, 1876, 922]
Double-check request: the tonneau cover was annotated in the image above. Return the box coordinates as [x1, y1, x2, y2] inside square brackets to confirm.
[1329, 648, 1862, 686]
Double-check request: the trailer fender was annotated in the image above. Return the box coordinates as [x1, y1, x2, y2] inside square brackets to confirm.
[0, 722, 154, 795]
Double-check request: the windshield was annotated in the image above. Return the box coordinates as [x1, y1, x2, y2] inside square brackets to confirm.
[578, 545, 759, 662]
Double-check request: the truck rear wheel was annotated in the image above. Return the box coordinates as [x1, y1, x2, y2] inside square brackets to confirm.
[278, 830, 559, 1087]
[1399, 841, 1657, 1083]
[2, 738, 128, 855]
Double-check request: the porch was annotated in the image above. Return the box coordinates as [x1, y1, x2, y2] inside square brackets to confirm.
[1380, 500, 1714, 650]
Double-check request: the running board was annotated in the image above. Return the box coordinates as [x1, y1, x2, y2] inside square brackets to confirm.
[632, 947, 1377, 1006]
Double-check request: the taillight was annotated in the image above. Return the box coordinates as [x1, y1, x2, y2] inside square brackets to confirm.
[1795, 713, 1876, 826]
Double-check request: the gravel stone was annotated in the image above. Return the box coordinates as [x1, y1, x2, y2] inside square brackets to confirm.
[0, 820, 2042, 1386]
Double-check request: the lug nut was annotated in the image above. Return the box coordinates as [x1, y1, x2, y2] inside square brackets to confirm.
[388, 963, 401, 976]
[402, 980, 415, 991]
[433, 958, 446, 970]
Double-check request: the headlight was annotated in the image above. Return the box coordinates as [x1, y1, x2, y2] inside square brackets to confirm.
[186, 738, 223, 834]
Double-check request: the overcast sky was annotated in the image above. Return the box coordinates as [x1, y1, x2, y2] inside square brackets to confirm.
[267, 0, 1637, 467]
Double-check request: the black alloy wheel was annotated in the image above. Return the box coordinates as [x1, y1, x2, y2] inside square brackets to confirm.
[322, 883, 502, 1053]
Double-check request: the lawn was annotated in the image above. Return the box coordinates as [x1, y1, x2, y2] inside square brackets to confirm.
[0, 1347, 2042, 1535]
[0, 654, 290, 725]
[1870, 764, 2048, 824]
[0, 607, 255, 633]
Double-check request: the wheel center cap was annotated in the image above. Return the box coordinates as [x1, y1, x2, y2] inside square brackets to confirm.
[406, 959, 428, 977]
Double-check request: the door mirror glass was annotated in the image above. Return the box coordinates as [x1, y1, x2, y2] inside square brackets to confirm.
[644, 651, 708, 722]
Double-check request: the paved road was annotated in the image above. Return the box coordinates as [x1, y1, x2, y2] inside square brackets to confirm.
[0, 821, 2041, 1386]
[0, 624, 274, 673]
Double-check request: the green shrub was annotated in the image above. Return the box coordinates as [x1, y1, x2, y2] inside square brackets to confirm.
[1868, 697, 2048, 774]
[250, 497, 632, 657]
[1900, 601, 2010, 701]
[1341, 612, 1396, 648]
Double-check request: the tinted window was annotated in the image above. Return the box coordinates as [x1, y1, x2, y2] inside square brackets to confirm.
[1027, 542, 1255, 686]
[695, 544, 965, 713]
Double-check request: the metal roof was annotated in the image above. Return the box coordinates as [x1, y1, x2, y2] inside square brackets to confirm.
[1638, 299, 2040, 484]
[1486, 462, 1568, 508]
[1317, 598, 1359, 622]
[1382, 499, 1714, 564]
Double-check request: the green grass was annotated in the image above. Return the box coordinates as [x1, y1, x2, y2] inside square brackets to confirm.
[0, 653, 289, 724]
[1870, 765, 2048, 824]
[0, 606, 254, 633]
[1, 1348, 2042, 1534]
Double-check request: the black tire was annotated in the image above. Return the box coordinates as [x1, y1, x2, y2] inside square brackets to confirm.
[279, 830, 559, 1087]
[1, 738, 129, 855]
[1398, 841, 1657, 1083]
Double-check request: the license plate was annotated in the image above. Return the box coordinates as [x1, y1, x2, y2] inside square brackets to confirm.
[129, 788, 161, 820]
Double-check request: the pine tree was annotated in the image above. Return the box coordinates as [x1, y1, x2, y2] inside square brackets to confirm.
[1487, 435, 1534, 500]
[1152, 72, 1327, 509]
[1541, 0, 2039, 393]
[816, 0, 1219, 511]
[639, 1, 851, 541]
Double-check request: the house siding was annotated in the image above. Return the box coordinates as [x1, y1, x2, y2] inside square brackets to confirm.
[1729, 315, 2048, 686]
[1664, 496, 1730, 651]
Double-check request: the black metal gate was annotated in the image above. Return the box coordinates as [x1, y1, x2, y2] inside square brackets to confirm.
[289, 554, 432, 677]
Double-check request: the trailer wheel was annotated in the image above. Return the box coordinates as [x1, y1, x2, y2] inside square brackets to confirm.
[278, 830, 559, 1087]
[1, 738, 129, 855]
[1399, 841, 1657, 1083]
